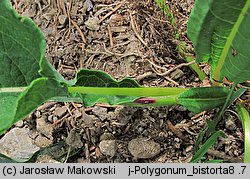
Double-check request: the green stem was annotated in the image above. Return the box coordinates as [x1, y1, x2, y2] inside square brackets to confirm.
[68, 86, 188, 97]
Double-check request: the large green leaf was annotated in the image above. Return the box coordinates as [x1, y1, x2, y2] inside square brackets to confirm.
[0, 1, 69, 135]
[0, 0, 45, 87]
[0, 78, 68, 135]
[74, 69, 141, 106]
[178, 87, 230, 113]
[188, 0, 250, 83]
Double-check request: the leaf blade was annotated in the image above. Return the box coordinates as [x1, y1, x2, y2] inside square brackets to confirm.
[178, 87, 230, 113]
[0, 0, 46, 87]
[187, 0, 250, 83]
[191, 131, 226, 163]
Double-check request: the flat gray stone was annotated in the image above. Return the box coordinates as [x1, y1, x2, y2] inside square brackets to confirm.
[99, 140, 117, 157]
[0, 128, 40, 160]
[128, 138, 161, 159]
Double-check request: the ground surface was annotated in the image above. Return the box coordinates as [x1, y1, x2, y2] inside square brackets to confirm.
[1, 0, 248, 163]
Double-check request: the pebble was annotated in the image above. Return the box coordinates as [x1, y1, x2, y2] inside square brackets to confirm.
[0, 128, 40, 160]
[225, 117, 237, 131]
[85, 16, 100, 30]
[100, 133, 115, 141]
[58, 15, 68, 25]
[34, 135, 53, 148]
[66, 130, 84, 148]
[128, 138, 161, 159]
[54, 106, 68, 118]
[92, 106, 108, 121]
[99, 140, 117, 157]
[15, 120, 24, 128]
[185, 145, 193, 153]
[36, 117, 53, 139]
[170, 69, 184, 80]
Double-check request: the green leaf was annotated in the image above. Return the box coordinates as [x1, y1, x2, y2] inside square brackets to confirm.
[0, 92, 20, 135]
[0, 78, 69, 135]
[187, 0, 250, 83]
[14, 78, 68, 122]
[236, 104, 250, 163]
[178, 87, 230, 113]
[191, 131, 226, 163]
[74, 69, 141, 106]
[0, 0, 45, 87]
[0, 1, 70, 135]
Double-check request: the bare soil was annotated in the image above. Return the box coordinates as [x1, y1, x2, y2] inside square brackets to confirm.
[8, 0, 248, 163]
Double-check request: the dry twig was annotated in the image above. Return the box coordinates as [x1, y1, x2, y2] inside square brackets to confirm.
[129, 13, 149, 48]
[99, 2, 123, 23]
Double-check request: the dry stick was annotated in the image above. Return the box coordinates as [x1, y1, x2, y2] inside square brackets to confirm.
[107, 25, 113, 47]
[163, 76, 179, 86]
[64, 102, 73, 116]
[99, 2, 123, 23]
[51, 113, 70, 126]
[167, 120, 189, 143]
[151, 66, 179, 86]
[62, 0, 86, 44]
[158, 60, 196, 76]
[58, 0, 67, 15]
[70, 19, 87, 44]
[130, 13, 149, 49]
[191, 111, 206, 120]
[85, 143, 91, 163]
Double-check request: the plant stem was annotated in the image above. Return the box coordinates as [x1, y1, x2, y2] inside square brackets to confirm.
[67, 86, 188, 97]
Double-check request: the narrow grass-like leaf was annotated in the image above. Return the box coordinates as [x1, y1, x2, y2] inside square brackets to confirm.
[236, 104, 250, 163]
[194, 130, 206, 152]
[191, 131, 226, 163]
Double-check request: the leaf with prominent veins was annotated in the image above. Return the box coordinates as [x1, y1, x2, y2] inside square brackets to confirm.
[188, 0, 250, 83]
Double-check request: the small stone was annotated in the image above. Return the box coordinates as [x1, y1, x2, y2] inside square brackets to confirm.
[185, 145, 193, 153]
[99, 140, 117, 157]
[174, 138, 180, 143]
[36, 117, 53, 139]
[34, 135, 53, 148]
[170, 69, 184, 80]
[58, 15, 68, 25]
[225, 117, 237, 131]
[66, 130, 83, 148]
[100, 133, 115, 141]
[82, 111, 94, 128]
[85, 16, 100, 30]
[128, 138, 161, 159]
[92, 106, 108, 121]
[15, 120, 24, 128]
[0, 128, 40, 160]
[54, 106, 68, 118]
[73, 110, 82, 118]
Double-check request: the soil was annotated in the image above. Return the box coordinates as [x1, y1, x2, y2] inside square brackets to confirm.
[5, 0, 249, 163]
